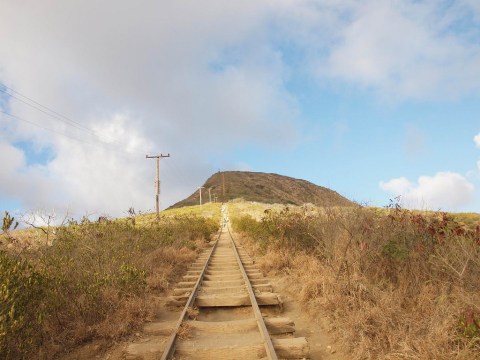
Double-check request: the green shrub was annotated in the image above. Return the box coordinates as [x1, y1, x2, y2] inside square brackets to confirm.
[0, 252, 49, 358]
[0, 213, 217, 359]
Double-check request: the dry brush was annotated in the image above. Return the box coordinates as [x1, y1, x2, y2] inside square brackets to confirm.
[232, 204, 480, 359]
[0, 213, 218, 359]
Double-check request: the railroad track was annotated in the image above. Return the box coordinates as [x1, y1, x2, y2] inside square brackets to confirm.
[125, 209, 310, 359]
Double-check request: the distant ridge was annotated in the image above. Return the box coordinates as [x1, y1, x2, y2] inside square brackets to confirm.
[169, 171, 354, 208]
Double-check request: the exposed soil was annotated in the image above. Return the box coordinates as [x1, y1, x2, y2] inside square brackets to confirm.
[270, 275, 346, 359]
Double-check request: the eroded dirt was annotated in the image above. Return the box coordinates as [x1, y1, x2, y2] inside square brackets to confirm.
[269, 276, 346, 359]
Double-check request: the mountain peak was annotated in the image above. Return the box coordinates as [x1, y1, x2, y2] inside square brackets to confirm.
[169, 171, 353, 208]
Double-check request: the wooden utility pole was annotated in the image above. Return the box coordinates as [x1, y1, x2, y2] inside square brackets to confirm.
[208, 187, 212, 203]
[198, 186, 204, 205]
[146, 154, 170, 219]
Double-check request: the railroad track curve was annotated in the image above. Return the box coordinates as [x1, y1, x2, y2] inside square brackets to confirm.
[125, 207, 310, 359]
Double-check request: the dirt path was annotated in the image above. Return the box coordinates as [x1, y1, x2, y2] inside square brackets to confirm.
[270, 275, 345, 359]
[61, 229, 346, 359]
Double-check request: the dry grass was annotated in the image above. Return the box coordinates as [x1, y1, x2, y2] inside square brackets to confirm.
[136, 203, 222, 225]
[186, 306, 200, 320]
[177, 322, 193, 340]
[143, 246, 202, 292]
[0, 213, 217, 359]
[234, 205, 480, 359]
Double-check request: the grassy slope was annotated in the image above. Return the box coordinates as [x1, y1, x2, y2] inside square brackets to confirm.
[136, 202, 222, 225]
[229, 202, 480, 359]
[4, 201, 479, 359]
[159, 202, 480, 359]
[0, 210, 219, 359]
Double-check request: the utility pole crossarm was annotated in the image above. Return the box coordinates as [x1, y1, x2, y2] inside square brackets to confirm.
[146, 153, 170, 219]
[145, 154, 170, 159]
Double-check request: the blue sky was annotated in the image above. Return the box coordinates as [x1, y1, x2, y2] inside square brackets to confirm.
[223, 93, 480, 209]
[1, 1, 480, 218]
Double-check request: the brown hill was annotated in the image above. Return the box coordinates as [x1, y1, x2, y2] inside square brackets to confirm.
[169, 171, 354, 208]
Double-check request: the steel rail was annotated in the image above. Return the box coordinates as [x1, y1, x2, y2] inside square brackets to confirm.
[226, 220, 279, 360]
[160, 229, 221, 360]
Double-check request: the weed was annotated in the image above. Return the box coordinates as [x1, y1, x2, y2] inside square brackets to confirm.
[0, 252, 47, 358]
[0, 212, 217, 359]
[232, 203, 480, 359]
[1, 212, 18, 244]
[177, 322, 192, 340]
[459, 307, 480, 339]
[186, 307, 199, 320]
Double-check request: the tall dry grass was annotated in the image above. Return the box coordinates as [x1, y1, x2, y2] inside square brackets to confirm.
[233, 205, 480, 359]
[0, 214, 217, 359]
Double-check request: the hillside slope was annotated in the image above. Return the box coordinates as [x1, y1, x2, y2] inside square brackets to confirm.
[169, 171, 354, 208]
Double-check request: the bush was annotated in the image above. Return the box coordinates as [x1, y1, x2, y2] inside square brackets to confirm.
[233, 205, 480, 359]
[0, 252, 48, 358]
[0, 213, 217, 359]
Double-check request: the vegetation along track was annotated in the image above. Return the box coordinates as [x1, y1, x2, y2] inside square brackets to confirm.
[124, 208, 310, 359]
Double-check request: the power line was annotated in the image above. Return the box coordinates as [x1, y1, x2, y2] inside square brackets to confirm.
[0, 109, 138, 156]
[0, 85, 182, 186]
[0, 82, 145, 154]
[0, 109, 94, 145]
[0, 83, 97, 135]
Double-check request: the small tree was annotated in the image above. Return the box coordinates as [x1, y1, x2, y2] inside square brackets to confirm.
[21, 209, 69, 246]
[1, 211, 19, 243]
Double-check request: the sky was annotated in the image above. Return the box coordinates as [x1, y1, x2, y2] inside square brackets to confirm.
[1, 0, 480, 220]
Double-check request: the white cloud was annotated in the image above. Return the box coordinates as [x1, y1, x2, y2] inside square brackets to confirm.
[474, 133, 480, 147]
[0, 140, 62, 209]
[320, 1, 480, 99]
[0, 1, 300, 216]
[379, 177, 412, 195]
[380, 172, 475, 211]
[1, 0, 480, 216]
